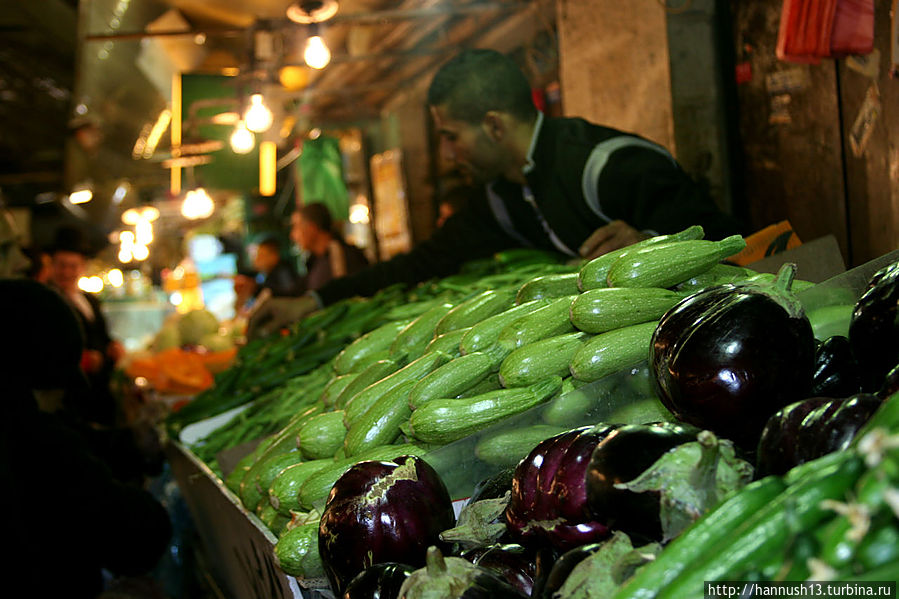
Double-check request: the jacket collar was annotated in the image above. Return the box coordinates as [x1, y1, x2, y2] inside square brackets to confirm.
[522, 111, 544, 176]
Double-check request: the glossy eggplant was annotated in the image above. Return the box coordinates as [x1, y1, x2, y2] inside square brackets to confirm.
[849, 261, 899, 392]
[879, 363, 899, 399]
[755, 393, 883, 477]
[318, 455, 456, 596]
[810, 335, 863, 398]
[468, 467, 516, 504]
[584, 422, 699, 542]
[461, 543, 536, 597]
[650, 263, 816, 451]
[398, 546, 526, 599]
[343, 562, 416, 599]
[505, 425, 616, 552]
[531, 542, 602, 599]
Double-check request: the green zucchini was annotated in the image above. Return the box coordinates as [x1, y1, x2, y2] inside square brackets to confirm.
[569, 287, 684, 333]
[333, 319, 411, 375]
[474, 424, 569, 467]
[239, 448, 303, 510]
[273, 522, 325, 578]
[499, 332, 590, 388]
[540, 387, 597, 427]
[674, 262, 759, 292]
[332, 358, 400, 409]
[496, 295, 578, 353]
[389, 302, 455, 361]
[569, 320, 658, 382]
[406, 376, 563, 445]
[343, 351, 452, 427]
[578, 225, 706, 291]
[297, 443, 428, 510]
[605, 234, 747, 289]
[297, 410, 347, 460]
[225, 448, 263, 494]
[268, 458, 335, 516]
[458, 299, 552, 355]
[515, 272, 580, 304]
[434, 288, 517, 335]
[408, 352, 500, 409]
[424, 327, 470, 358]
[344, 380, 416, 456]
[320, 373, 358, 408]
[456, 373, 503, 398]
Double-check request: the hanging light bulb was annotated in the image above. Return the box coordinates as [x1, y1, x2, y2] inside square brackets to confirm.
[230, 120, 255, 154]
[181, 188, 215, 220]
[244, 93, 273, 133]
[304, 33, 331, 69]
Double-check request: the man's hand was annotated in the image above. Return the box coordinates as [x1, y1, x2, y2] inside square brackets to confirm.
[246, 295, 319, 340]
[578, 220, 651, 261]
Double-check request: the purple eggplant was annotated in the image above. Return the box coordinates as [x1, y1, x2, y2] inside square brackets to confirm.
[343, 562, 416, 599]
[318, 455, 456, 596]
[398, 546, 526, 599]
[650, 263, 816, 451]
[531, 542, 603, 599]
[504, 425, 616, 552]
[811, 335, 863, 398]
[584, 422, 699, 542]
[850, 261, 899, 392]
[879, 363, 899, 399]
[461, 543, 537, 597]
[755, 394, 883, 477]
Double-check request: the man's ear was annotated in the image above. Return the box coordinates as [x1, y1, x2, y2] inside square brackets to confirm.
[481, 111, 507, 142]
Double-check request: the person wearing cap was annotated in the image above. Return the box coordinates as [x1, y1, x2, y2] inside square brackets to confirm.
[47, 225, 124, 427]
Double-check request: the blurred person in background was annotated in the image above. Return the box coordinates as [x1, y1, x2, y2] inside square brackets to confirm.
[290, 201, 369, 293]
[252, 234, 305, 301]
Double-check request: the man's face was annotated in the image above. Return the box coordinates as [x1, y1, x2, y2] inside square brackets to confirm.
[430, 105, 504, 184]
[50, 250, 85, 292]
[290, 212, 316, 251]
[0, 210, 30, 278]
[252, 244, 279, 275]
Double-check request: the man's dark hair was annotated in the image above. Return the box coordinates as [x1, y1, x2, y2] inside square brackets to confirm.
[426, 49, 537, 124]
[256, 235, 282, 253]
[299, 202, 334, 234]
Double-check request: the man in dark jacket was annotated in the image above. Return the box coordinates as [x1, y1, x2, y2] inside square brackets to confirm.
[247, 49, 743, 338]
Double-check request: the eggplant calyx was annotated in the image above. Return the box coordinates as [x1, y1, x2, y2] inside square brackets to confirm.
[439, 493, 510, 548]
[688, 430, 721, 508]
[753, 262, 806, 319]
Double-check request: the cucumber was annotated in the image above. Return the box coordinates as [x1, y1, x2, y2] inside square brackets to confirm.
[569, 287, 684, 333]
[434, 288, 517, 335]
[474, 424, 569, 467]
[578, 225, 706, 291]
[605, 235, 747, 289]
[406, 376, 563, 445]
[425, 327, 470, 358]
[389, 302, 455, 361]
[458, 299, 552, 355]
[344, 380, 416, 456]
[408, 352, 501, 409]
[268, 458, 335, 515]
[343, 351, 452, 427]
[333, 319, 411, 375]
[297, 443, 429, 511]
[496, 295, 578, 353]
[332, 358, 400, 409]
[273, 522, 325, 578]
[569, 320, 658, 382]
[297, 410, 347, 460]
[515, 272, 580, 304]
[320, 373, 358, 408]
[499, 332, 590, 388]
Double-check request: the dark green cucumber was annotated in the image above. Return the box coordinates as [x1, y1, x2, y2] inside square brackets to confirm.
[268, 457, 335, 516]
[408, 351, 501, 409]
[434, 288, 517, 335]
[389, 302, 455, 361]
[332, 358, 400, 409]
[606, 234, 747, 289]
[515, 272, 580, 304]
[425, 327, 470, 358]
[297, 442, 429, 510]
[499, 332, 590, 388]
[344, 380, 416, 456]
[343, 351, 452, 427]
[569, 320, 658, 382]
[406, 376, 563, 445]
[578, 225, 706, 291]
[474, 424, 569, 467]
[333, 319, 411, 375]
[297, 410, 347, 460]
[496, 295, 578, 353]
[569, 287, 684, 333]
[458, 299, 552, 355]
[611, 475, 787, 599]
[320, 373, 358, 408]
[273, 522, 325, 578]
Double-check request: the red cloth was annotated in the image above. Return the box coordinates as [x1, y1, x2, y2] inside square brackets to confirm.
[776, 0, 874, 63]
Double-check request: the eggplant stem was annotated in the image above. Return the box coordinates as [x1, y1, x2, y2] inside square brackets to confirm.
[425, 546, 446, 575]
[773, 262, 798, 293]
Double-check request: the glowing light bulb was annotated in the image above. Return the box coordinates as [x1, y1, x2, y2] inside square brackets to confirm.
[244, 94, 273, 133]
[181, 188, 215, 220]
[230, 120, 255, 154]
[304, 35, 331, 69]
